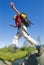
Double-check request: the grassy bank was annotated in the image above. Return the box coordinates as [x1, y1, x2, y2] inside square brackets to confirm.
[0, 46, 36, 61]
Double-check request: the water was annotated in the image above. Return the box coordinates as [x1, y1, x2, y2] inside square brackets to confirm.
[12, 58, 25, 65]
[12, 52, 44, 65]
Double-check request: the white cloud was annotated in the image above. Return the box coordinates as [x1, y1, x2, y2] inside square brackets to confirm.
[0, 42, 6, 48]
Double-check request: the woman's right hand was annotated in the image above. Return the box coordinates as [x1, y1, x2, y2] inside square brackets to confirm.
[10, 2, 14, 8]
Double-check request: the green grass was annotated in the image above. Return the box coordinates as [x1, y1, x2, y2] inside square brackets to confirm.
[0, 46, 36, 61]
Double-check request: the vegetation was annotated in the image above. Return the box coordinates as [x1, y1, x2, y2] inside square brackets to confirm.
[0, 46, 36, 61]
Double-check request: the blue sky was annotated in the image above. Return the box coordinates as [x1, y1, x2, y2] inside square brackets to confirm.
[0, 0, 44, 48]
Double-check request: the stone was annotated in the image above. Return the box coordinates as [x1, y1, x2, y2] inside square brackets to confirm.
[5, 61, 12, 65]
[25, 48, 44, 65]
[18, 62, 25, 65]
[0, 59, 7, 65]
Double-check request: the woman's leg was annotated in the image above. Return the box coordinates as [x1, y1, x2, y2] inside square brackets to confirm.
[12, 31, 22, 49]
[20, 28, 41, 54]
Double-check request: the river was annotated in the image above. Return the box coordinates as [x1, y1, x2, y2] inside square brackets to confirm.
[0, 51, 44, 65]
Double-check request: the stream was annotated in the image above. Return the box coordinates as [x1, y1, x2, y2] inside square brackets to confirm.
[0, 49, 44, 65]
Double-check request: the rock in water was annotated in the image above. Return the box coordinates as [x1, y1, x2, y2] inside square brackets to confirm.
[25, 48, 44, 65]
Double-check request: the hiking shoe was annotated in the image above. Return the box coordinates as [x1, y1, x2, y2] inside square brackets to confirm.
[36, 45, 42, 55]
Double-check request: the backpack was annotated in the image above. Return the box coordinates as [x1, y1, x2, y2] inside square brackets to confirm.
[20, 13, 31, 27]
